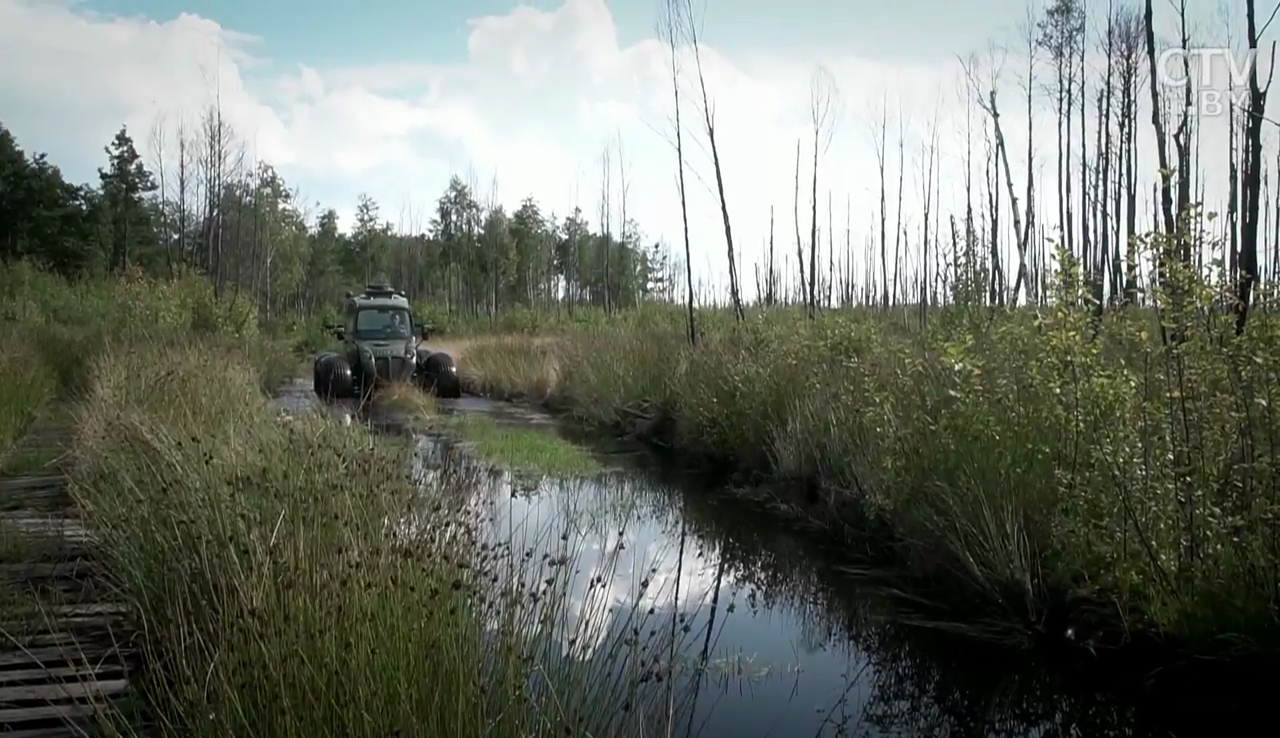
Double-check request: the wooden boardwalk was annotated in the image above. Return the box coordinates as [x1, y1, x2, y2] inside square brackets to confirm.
[0, 416, 146, 736]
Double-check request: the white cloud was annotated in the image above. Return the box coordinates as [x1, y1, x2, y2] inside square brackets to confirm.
[0, 0, 1264, 301]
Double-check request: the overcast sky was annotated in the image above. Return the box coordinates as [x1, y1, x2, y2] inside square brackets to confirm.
[0, 0, 1267, 299]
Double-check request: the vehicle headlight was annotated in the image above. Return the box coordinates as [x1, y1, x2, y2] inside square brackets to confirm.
[404, 342, 416, 359]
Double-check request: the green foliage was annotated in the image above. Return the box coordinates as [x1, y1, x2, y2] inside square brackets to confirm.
[0, 122, 99, 275]
[0, 323, 57, 456]
[98, 125, 158, 273]
[0, 260, 270, 439]
[1, 121, 673, 337]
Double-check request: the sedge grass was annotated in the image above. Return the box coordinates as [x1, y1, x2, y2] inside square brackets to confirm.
[456, 280, 1280, 652]
[66, 335, 704, 736]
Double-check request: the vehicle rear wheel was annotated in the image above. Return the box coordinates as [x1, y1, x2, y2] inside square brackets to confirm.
[417, 351, 461, 398]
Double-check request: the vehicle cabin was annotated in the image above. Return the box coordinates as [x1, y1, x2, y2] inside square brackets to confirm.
[342, 284, 422, 384]
[343, 285, 415, 339]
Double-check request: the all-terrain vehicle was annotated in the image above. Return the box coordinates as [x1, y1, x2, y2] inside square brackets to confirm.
[312, 284, 462, 401]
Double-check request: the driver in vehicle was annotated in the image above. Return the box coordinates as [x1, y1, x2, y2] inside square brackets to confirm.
[389, 312, 408, 337]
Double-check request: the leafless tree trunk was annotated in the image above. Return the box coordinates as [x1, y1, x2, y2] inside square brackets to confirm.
[767, 205, 776, 305]
[872, 95, 890, 306]
[682, 0, 744, 321]
[1019, 9, 1039, 303]
[986, 113, 1005, 304]
[793, 138, 806, 304]
[920, 110, 939, 322]
[807, 66, 838, 318]
[827, 189, 835, 307]
[965, 52, 1031, 307]
[1236, 0, 1276, 334]
[1230, 58, 1241, 282]
[1115, 5, 1142, 305]
[599, 141, 611, 314]
[619, 134, 631, 308]
[148, 115, 170, 277]
[659, 0, 697, 345]
[1079, 0, 1092, 305]
[1096, 3, 1114, 310]
[893, 114, 906, 306]
[1143, 0, 1179, 296]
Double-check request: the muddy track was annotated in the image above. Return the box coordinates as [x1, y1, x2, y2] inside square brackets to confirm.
[0, 416, 148, 736]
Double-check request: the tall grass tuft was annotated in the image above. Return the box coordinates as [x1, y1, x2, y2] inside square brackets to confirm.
[66, 332, 694, 736]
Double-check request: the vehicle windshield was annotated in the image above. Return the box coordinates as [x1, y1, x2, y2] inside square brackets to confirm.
[353, 307, 412, 340]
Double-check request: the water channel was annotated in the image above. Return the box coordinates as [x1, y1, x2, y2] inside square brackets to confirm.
[269, 378, 1256, 738]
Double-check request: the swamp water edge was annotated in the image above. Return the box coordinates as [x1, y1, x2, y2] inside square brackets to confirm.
[269, 379, 1257, 738]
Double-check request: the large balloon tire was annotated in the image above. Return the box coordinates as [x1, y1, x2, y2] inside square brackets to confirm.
[435, 371, 462, 399]
[313, 352, 355, 400]
[417, 351, 461, 398]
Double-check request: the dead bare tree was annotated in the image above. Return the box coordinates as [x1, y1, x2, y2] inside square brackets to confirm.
[619, 133, 632, 308]
[1021, 5, 1041, 304]
[681, 0, 745, 322]
[1143, 0, 1181, 290]
[1079, 0, 1092, 306]
[1096, 0, 1115, 311]
[1040, 1, 1077, 258]
[599, 140, 611, 314]
[148, 114, 170, 276]
[893, 110, 907, 306]
[1114, 5, 1143, 304]
[175, 115, 191, 269]
[793, 138, 806, 303]
[985, 107, 1006, 303]
[827, 189, 835, 307]
[807, 65, 839, 319]
[920, 106, 940, 321]
[1236, 0, 1277, 334]
[871, 92, 891, 306]
[658, 0, 697, 346]
[766, 205, 777, 304]
[964, 48, 1032, 308]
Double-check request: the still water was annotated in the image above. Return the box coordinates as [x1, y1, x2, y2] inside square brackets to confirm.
[270, 379, 1244, 738]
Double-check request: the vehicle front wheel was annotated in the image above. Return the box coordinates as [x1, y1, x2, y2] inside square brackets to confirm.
[313, 353, 355, 400]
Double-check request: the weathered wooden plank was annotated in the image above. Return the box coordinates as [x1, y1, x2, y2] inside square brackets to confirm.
[0, 678, 130, 704]
[6, 541, 95, 561]
[0, 728, 93, 738]
[0, 644, 135, 669]
[0, 496, 71, 513]
[0, 561, 99, 580]
[0, 701, 115, 724]
[3, 619, 132, 645]
[0, 478, 64, 494]
[0, 613, 132, 635]
[4, 633, 86, 650]
[0, 483, 68, 499]
[0, 515, 86, 531]
[0, 665, 126, 686]
[0, 526, 93, 545]
[42, 604, 129, 618]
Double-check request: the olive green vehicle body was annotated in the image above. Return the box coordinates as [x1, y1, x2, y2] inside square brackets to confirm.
[312, 285, 461, 400]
